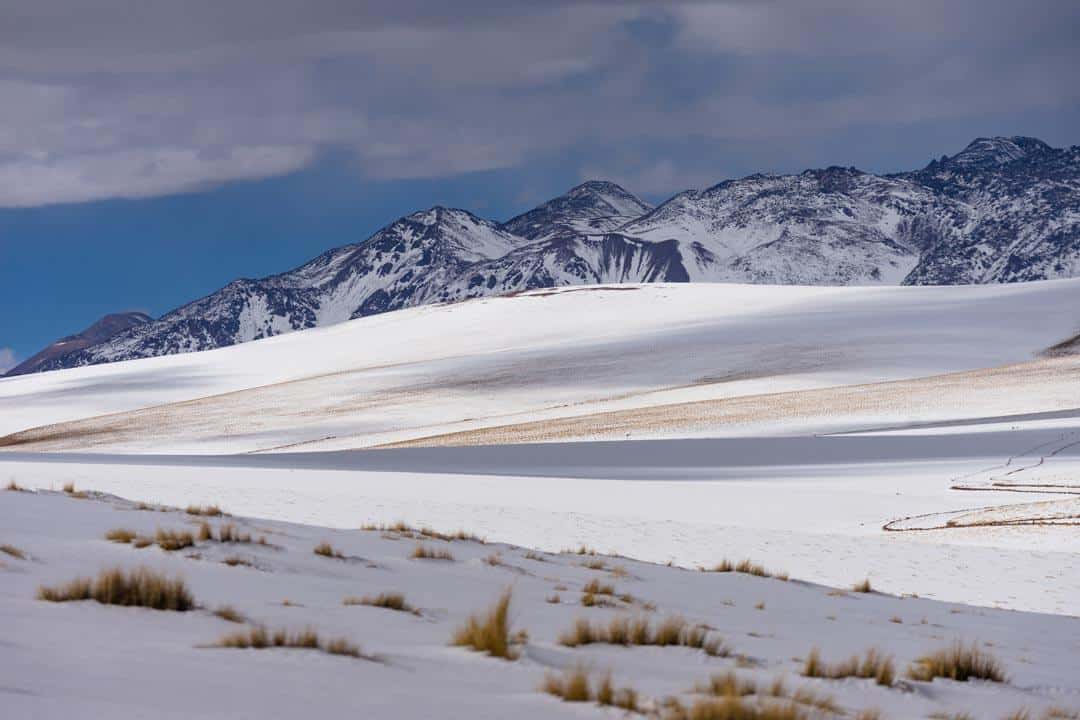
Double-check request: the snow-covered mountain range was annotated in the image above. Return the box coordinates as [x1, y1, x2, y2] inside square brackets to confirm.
[15, 136, 1080, 374]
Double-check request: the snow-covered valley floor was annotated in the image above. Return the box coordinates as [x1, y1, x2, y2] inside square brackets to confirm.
[3, 487, 1078, 719]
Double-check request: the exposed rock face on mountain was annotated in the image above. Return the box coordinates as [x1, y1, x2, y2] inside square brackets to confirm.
[23, 137, 1080, 373]
[895, 137, 1080, 284]
[5, 312, 151, 376]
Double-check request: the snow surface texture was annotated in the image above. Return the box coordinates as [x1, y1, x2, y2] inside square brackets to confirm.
[22, 136, 1080, 373]
[2, 489, 1079, 719]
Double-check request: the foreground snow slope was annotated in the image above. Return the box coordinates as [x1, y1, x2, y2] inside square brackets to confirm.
[3, 488, 1078, 719]
[2, 279, 1079, 453]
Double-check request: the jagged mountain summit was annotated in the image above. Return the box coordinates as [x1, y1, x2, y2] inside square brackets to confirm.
[17, 136, 1080, 374]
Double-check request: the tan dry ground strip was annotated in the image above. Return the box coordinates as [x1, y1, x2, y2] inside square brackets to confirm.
[884, 497, 1080, 531]
[378, 356, 1080, 448]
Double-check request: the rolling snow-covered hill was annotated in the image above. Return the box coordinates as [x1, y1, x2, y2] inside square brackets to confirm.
[16, 136, 1080, 373]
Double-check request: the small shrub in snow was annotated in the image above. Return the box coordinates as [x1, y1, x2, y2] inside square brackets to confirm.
[62, 482, 88, 499]
[664, 696, 810, 719]
[6, 480, 27, 492]
[852, 578, 873, 593]
[451, 588, 517, 659]
[217, 523, 251, 543]
[38, 566, 194, 611]
[582, 578, 615, 596]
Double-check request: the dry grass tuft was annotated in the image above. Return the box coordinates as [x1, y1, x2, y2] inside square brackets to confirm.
[854, 709, 884, 720]
[411, 544, 454, 561]
[215, 626, 366, 659]
[582, 578, 615, 596]
[852, 578, 873, 593]
[186, 504, 224, 517]
[696, 670, 758, 698]
[451, 588, 518, 660]
[154, 528, 195, 551]
[709, 558, 780, 578]
[558, 614, 725, 656]
[197, 521, 213, 541]
[61, 482, 88, 498]
[222, 556, 253, 567]
[105, 528, 137, 544]
[344, 591, 418, 615]
[212, 605, 245, 623]
[38, 566, 194, 611]
[802, 647, 895, 686]
[524, 550, 547, 562]
[546, 593, 561, 604]
[313, 541, 345, 559]
[217, 523, 251, 544]
[132, 536, 154, 549]
[542, 666, 639, 710]
[6, 480, 27, 492]
[907, 642, 1005, 683]
[1, 543, 27, 559]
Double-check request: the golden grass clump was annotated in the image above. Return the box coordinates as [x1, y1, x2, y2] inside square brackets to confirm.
[186, 504, 224, 517]
[154, 528, 195, 551]
[6, 480, 27, 492]
[212, 605, 245, 623]
[546, 593, 561, 604]
[524, 550, 547, 561]
[581, 558, 607, 570]
[105, 528, 137, 544]
[696, 671, 758, 698]
[38, 566, 194, 611]
[411, 544, 454, 561]
[907, 641, 1005, 683]
[802, 647, 895, 686]
[313, 541, 345, 559]
[197, 522, 213, 542]
[852, 578, 873, 593]
[450, 588, 517, 660]
[344, 591, 418, 615]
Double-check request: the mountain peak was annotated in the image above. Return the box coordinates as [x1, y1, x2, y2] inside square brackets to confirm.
[945, 136, 1052, 169]
[502, 180, 652, 241]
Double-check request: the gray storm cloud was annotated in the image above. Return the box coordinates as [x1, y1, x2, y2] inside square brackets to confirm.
[0, 0, 1077, 206]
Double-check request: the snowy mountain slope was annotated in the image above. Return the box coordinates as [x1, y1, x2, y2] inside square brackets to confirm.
[2, 279, 1078, 454]
[5, 312, 151, 377]
[23, 136, 1080, 374]
[898, 137, 1080, 284]
[620, 168, 951, 284]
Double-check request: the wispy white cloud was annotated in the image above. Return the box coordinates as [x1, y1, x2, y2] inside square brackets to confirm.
[0, 348, 18, 374]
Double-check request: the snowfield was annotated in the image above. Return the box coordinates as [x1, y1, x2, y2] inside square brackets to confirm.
[2, 280, 1079, 717]
[2, 488, 1079, 719]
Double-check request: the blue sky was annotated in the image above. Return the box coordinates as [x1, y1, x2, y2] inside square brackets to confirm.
[1, 1, 1078, 368]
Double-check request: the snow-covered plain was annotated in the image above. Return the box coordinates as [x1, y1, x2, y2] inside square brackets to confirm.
[2, 281, 1079, 717]
[3, 488, 1079, 719]
[2, 279, 1079, 453]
